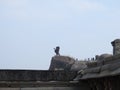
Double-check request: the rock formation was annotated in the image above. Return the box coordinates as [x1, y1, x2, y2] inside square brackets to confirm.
[49, 56, 87, 71]
[49, 56, 75, 70]
[97, 53, 113, 66]
[71, 61, 87, 71]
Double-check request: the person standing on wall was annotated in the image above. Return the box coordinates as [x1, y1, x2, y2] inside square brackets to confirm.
[54, 46, 60, 56]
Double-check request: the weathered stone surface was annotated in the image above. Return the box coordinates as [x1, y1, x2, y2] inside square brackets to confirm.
[21, 87, 87, 90]
[111, 39, 120, 55]
[49, 56, 87, 71]
[87, 61, 97, 68]
[84, 66, 101, 74]
[0, 86, 90, 90]
[0, 70, 77, 81]
[49, 56, 75, 70]
[104, 54, 120, 64]
[97, 54, 112, 66]
[98, 54, 113, 60]
[0, 81, 90, 90]
[0, 89, 19, 90]
[71, 61, 87, 71]
[79, 54, 120, 80]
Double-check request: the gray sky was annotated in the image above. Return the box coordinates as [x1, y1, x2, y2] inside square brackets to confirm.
[0, 0, 120, 70]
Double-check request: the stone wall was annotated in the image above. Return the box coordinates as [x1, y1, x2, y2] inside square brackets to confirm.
[79, 54, 120, 90]
[0, 70, 77, 81]
[0, 87, 89, 90]
[111, 39, 120, 55]
[85, 75, 120, 90]
[0, 81, 90, 90]
[0, 70, 90, 90]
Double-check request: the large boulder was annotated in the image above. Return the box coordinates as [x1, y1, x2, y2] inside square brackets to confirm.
[49, 56, 87, 71]
[49, 56, 75, 70]
[97, 53, 113, 66]
[98, 54, 112, 60]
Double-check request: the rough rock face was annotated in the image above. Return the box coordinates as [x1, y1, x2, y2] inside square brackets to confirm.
[49, 56, 75, 70]
[79, 54, 120, 80]
[98, 54, 113, 60]
[49, 56, 87, 71]
[97, 53, 113, 66]
[71, 61, 87, 71]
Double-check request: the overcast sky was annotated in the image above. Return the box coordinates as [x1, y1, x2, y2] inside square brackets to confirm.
[0, 0, 120, 70]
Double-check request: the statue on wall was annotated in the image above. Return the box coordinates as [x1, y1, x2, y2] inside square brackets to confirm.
[54, 46, 60, 56]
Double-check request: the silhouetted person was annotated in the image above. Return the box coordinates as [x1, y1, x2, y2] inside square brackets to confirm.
[54, 46, 60, 56]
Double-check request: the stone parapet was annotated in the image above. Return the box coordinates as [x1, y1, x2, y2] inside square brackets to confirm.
[0, 70, 77, 81]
